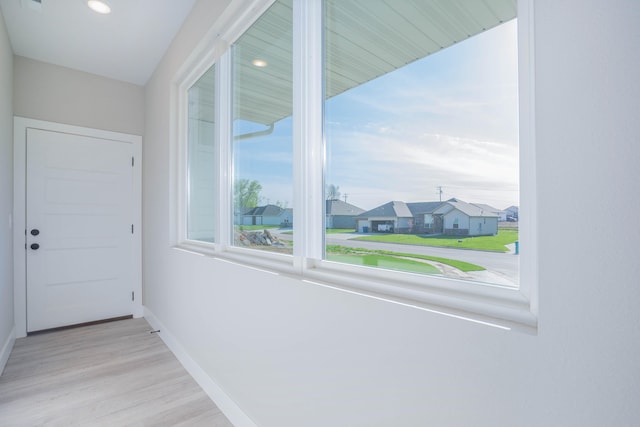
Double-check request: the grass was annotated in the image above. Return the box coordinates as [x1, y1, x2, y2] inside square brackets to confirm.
[326, 245, 485, 272]
[281, 228, 355, 235]
[353, 229, 518, 252]
[327, 253, 441, 274]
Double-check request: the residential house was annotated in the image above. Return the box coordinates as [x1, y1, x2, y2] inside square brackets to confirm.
[357, 199, 498, 236]
[505, 205, 519, 221]
[472, 203, 508, 221]
[356, 201, 415, 233]
[1, 2, 639, 427]
[433, 199, 499, 236]
[325, 199, 364, 229]
[406, 201, 447, 234]
[239, 204, 292, 227]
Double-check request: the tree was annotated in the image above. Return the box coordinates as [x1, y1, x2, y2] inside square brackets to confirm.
[326, 184, 341, 200]
[235, 179, 262, 209]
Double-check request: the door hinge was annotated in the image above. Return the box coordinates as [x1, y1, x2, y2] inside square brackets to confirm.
[131, 291, 135, 301]
[132, 157, 135, 167]
[131, 224, 134, 234]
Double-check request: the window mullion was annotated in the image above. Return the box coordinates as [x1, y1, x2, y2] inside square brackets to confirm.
[216, 49, 233, 249]
[293, 0, 324, 270]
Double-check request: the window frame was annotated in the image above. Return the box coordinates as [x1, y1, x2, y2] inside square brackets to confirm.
[172, 0, 538, 332]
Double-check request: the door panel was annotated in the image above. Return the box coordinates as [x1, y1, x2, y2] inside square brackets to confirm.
[26, 128, 134, 332]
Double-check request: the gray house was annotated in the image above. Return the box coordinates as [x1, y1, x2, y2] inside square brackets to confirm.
[504, 205, 519, 221]
[355, 201, 415, 233]
[325, 199, 365, 229]
[431, 199, 499, 236]
[357, 198, 499, 236]
[471, 203, 507, 222]
[239, 204, 293, 227]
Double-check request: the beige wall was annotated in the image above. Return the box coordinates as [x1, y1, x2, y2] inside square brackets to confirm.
[0, 8, 14, 370]
[14, 56, 144, 136]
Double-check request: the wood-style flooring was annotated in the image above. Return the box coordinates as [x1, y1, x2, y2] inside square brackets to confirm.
[0, 318, 233, 426]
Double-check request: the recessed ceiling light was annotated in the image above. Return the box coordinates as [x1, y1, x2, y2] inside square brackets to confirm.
[87, 0, 111, 14]
[252, 59, 268, 68]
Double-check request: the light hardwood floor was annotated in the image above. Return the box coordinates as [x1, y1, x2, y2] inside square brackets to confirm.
[0, 318, 233, 426]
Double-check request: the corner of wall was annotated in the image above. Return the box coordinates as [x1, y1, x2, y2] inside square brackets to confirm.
[143, 307, 258, 427]
[0, 2, 15, 360]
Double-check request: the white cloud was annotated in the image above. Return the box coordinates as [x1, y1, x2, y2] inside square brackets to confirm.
[324, 19, 520, 210]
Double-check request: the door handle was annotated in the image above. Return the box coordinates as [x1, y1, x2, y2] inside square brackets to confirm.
[30, 243, 40, 250]
[31, 229, 40, 236]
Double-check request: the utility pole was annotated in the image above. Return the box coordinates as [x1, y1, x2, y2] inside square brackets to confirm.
[343, 194, 348, 203]
[437, 186, 443, 201]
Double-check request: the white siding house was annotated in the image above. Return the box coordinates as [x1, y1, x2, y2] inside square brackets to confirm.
[433, 199, 499, 236]
[240, 205, 292, 226]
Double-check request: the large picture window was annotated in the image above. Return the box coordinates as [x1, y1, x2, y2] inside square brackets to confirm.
[178, 0, 535, 330]
[324, 0, 519, 287]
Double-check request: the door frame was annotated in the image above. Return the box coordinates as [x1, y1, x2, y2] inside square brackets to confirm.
[13, 117, 143, 338]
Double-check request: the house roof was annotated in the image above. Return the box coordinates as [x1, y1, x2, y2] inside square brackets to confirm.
[326, 199, 365, 216]
[441, 199, 499, 218]
[359, 199, 501, 219]
[470, 203, 504, 214]
[406, 202, 444, 216]
[227, 0, 516, 126]
[358, 201, 414, 219]
[243, 204, 284, 217]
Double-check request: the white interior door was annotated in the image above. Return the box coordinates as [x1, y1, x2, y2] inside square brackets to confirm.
[26, 128, 135, 332]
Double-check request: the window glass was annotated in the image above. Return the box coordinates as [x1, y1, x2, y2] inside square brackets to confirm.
[231, 0, 293, 254]
[187, 65, 216, 242]
[324, 0, 519, 287]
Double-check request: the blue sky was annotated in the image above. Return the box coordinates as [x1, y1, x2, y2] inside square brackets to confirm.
[234, 18, 519, 211]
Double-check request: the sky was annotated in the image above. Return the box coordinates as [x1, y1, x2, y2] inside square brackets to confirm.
[234, 18, 519, 212]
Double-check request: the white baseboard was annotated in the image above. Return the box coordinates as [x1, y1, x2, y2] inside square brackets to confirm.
[0, 326, 16, 376]
[143, 307, 257, 427]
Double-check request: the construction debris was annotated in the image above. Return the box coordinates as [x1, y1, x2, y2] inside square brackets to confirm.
[235, 229, 287, 248]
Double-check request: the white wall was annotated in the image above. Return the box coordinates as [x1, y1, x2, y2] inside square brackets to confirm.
[13, 56, 144, 136]
[143, 1, 640, 426]
[0, 7, 14, 372]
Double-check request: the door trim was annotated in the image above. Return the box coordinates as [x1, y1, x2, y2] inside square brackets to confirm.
[13, 117, 143, 338]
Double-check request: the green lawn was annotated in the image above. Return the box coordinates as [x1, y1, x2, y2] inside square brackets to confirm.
[282, 228, 355, 235]
[327, 253, 441, 274]
[353, 229, 518, 252]
[326, 245, 485, 272]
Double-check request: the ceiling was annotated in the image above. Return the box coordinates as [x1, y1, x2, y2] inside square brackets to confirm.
[0, 0, 197, 85]
[232, 0, 516, 126]
[0, 0, 517, 122]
